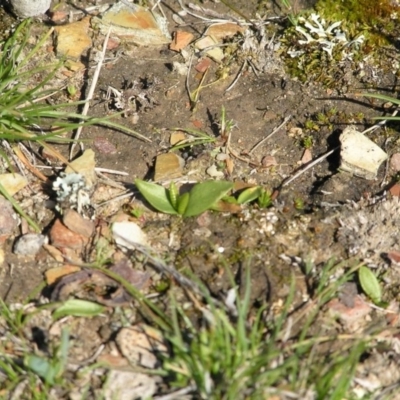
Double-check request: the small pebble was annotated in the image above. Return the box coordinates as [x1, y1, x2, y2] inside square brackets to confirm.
[13, 233, 47, 256]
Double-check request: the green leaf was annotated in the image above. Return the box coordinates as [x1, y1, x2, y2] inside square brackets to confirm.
[237, 186, 262, 204]
[52, 299, 105, 320]
[24, 355, 56, 385]
[362, 92, 400, 107]
[168, 181, 179, 209]
[135, 179, 178, 215]
[184, 181, 233, 217]
[177, 192, 190, 215]
[358, 266, 382, 304]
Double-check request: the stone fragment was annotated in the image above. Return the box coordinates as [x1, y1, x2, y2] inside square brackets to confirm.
[13, 233, 47, 256]
[45, 265, 81, 285]
[49, 219, 87, 250]
[93, 137, 117, 155]
[390, 153, 400, 172]
[206, 164, 224, 178]
[339, 127, 388, 180]
[154, 153, 185, 182]
[169, 30, 194, 51]
[205, 22, 246, 40]
[112, 221, 148, 250]
[65, 149, 97, 190]
[103, 369, 158, 400]
[55, 16, 92, 60]
[116, 324, 166, 368]
[195, 35, 224, 63]
[9, 0, 51, 18]
[93, 2, 171, 46]
[0, 173, 28, 196]
[63, 209, 94, 238]
[170, 131, 186, 146]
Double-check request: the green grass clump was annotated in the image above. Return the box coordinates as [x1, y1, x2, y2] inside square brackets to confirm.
[0, 19, 147, 230]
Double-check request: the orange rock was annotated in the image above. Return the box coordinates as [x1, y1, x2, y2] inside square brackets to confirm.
[63, 209, 95, 238]
[169, 30, 194, 51]
[45, 265, 81, 285]
[49, 219, 87, 250]
[205, 22, 245, 40]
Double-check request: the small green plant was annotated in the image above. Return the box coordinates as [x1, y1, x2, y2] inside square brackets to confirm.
[294, 197, 305, 209]
[24, 328, 70, 386]
[135, 179, 233, 217]
[278, 0, 300, 26]
[169, 128, 217, 151]
[358, 266, 382, 305]
[237, 186, 273, 208]
[0, 20, 149, 230]
[66, 84, 78, 98]
[301, 135, 314, 149]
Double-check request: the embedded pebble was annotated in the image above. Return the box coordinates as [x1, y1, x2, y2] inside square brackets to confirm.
[93, 137, 117, 155]
[9, 0, 51, 18]
[206, 164, 224, 178]
[13, 233, 47, 256]
[340, 127, 388, 180]
[112, 221, 148, 251]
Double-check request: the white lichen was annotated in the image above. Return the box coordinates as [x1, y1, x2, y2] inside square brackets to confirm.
[293, 13, 364, 58]
[53, 172, 91, 215]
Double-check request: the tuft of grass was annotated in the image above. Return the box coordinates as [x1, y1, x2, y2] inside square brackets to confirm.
[0, 251, 376, 398]
[0, 19, 148, 230]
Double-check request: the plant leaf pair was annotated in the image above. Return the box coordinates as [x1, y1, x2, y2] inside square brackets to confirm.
[135, 179, 233, 217]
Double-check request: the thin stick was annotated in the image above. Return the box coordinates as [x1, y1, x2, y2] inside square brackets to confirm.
[281, 147, 338, 187]
[249, 114, 291, 155]
[225, 59, 246, 92]
[69, 27, 111, 160]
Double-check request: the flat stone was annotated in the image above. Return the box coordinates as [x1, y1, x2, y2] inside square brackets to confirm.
[339, 127, 388, 180]
[169, 30, 194, 51]
[205, 22, 246, 40]
[55, 16, 92, 60]
[154, 153, 185, 182]
[9, 0, 51, 18]
[13, 233, 47, 256]
[112, 221, 148, 250]
[93, 2, 171, 46]
[63, 209, 95, 238]
[0, 173, 28, 196]
[65, 149, 97, 190]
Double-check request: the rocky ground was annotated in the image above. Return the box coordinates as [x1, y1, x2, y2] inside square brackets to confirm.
[2, 0, 400, 398]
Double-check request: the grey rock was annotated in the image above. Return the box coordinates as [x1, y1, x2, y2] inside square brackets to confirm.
[9, 0, 51, 18]
[13, 233, 47, 256]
